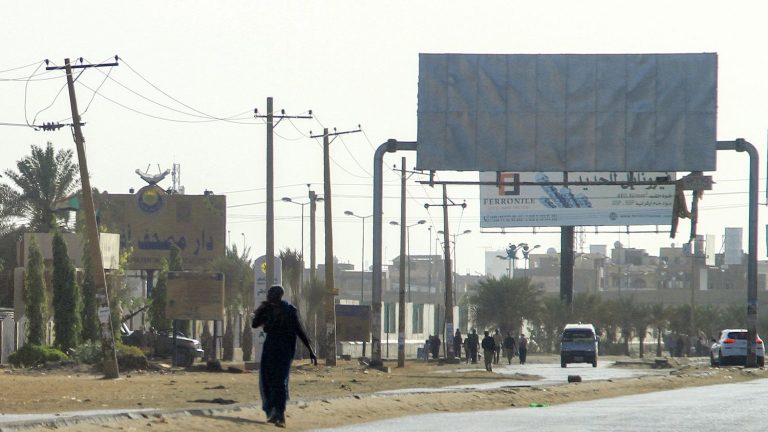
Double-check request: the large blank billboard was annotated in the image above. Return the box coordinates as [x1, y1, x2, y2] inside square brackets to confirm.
[417, 53, 717, 172]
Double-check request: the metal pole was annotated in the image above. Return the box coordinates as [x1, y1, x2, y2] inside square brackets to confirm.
[309, 190, 317, 280]
[63, 58, 119, 379]
[300, 203, 305, 299]
[717, 139, 759, 367]
[371, 140, 417, 368]
[560, 226, 575, 307]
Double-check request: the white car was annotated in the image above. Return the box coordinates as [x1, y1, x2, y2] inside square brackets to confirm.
[710, 329, 765, 367]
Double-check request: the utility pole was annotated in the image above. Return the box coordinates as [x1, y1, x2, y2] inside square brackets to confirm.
[254, 100, 312, 288]
[424, 186, 466, 362]
[397, 158, 406, 368]
[309, 189, 320, 280]
[311, 126, 361, 366]
[47, 57, 120, 379]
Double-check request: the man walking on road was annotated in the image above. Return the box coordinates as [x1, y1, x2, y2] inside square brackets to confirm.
[493, 329, 503, 365]
[481, 330, 496, 372]
[453, 329, 463, 362]
[503, 332, 516, 365]
[467, 329, 480, 364]
[518, 334, 528, 365]
[252, 285, 317, 428]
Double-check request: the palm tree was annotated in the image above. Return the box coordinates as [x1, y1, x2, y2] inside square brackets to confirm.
[279, 248, 303, 306]
[649, 303, 670, 357]
[3, 142, 79, 232]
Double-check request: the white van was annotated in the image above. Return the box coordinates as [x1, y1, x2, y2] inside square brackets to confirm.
[560, 323, 598, 368]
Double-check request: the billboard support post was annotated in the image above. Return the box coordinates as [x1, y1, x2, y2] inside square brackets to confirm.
[717, 139, 758, 368]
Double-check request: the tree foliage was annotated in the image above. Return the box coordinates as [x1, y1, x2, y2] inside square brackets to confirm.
[3, 142, 79, 232]
[469, 276, 542, 334]
[24, 237, 47, 345]
[52, 231, 82, 351]
[80, 237, 100, 343]
[149, 258, 171, 331]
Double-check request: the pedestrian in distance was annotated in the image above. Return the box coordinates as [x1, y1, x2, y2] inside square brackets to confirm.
[493, 329, 503, 365]
[453, 329, 463, 361]
[518, 333, 528, 365]
[430, 335, 441, 359]
[467, 329, 480, 364]
[463, 337, 470, 364]
[481, 330, 496, 372]
[503, 332, 517, 365]
[252, 285, 317, 428]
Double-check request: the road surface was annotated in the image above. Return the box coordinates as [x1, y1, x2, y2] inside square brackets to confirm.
[321, 377, 768, 431]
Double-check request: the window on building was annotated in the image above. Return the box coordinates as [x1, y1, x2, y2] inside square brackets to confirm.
[412, 304, 424, 334]
[384, 303, 396, 333]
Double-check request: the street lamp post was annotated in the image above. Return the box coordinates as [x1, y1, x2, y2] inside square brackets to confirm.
[390, 219, 426, 301]
[345, 211, 372, 303]
[502, 243, 528, 278]
[438, 229, 471, 281]
[281, 197, 309, 297]
[521, 244, 541, 279]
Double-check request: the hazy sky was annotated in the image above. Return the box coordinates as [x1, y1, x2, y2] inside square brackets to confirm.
[2, 1, 767, 276]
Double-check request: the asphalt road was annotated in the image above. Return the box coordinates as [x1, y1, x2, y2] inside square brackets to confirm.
[321, 377, 768, 431]
[378, 360, 664, 394]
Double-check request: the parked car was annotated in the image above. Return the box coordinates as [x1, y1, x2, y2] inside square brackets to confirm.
[560, 323, 598, 368]
[121, 324, 205, 367]
[709, 329, 765, 367]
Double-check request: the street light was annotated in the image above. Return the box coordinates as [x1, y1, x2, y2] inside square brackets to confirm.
[438, 229, 471, 280]
[390, 219, 426, 301]
[281, 196, 309, 296]
[345, 210, 372, 304]
[502, 242, 528, 278]
[521, 244, 541, 278]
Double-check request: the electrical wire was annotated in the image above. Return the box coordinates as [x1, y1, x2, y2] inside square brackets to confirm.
[120, 57, 256, 123]
[85, 57, 255, 124]
[23, 62, 45, 127]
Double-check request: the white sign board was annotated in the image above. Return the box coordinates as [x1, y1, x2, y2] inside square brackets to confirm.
[479, 171, 675, 227]
[252, 255, 283, 363]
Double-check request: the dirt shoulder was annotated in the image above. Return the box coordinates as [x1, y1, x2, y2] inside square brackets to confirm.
[2, 355, 766, 431]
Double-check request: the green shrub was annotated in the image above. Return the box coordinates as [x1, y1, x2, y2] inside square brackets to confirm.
[116, 342, 148, 370]
[8, 344, 68, 368]
[72, 340, 103, 365]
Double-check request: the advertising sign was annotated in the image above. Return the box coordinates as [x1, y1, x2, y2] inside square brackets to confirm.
[335, 305, 371, 342]
[417, 53, 717, 172]
[480, 171, 675, 228]
[97, 186, 226, 270]
[166, 272, 225, 320]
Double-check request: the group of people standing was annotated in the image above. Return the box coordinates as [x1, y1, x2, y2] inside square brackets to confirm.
[453, 329, 528, 371]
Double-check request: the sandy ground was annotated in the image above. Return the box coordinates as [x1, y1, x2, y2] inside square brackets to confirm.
[1, 354, 766, 431]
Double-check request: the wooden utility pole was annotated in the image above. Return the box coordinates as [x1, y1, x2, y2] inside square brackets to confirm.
[255, 100, 312, 288]
[424, 185, 466, 361]
[397, 158, 406, 367]
[311, 126, 361, 366]
[48, 57, 120, 378]
[441, 184, 455, 361]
